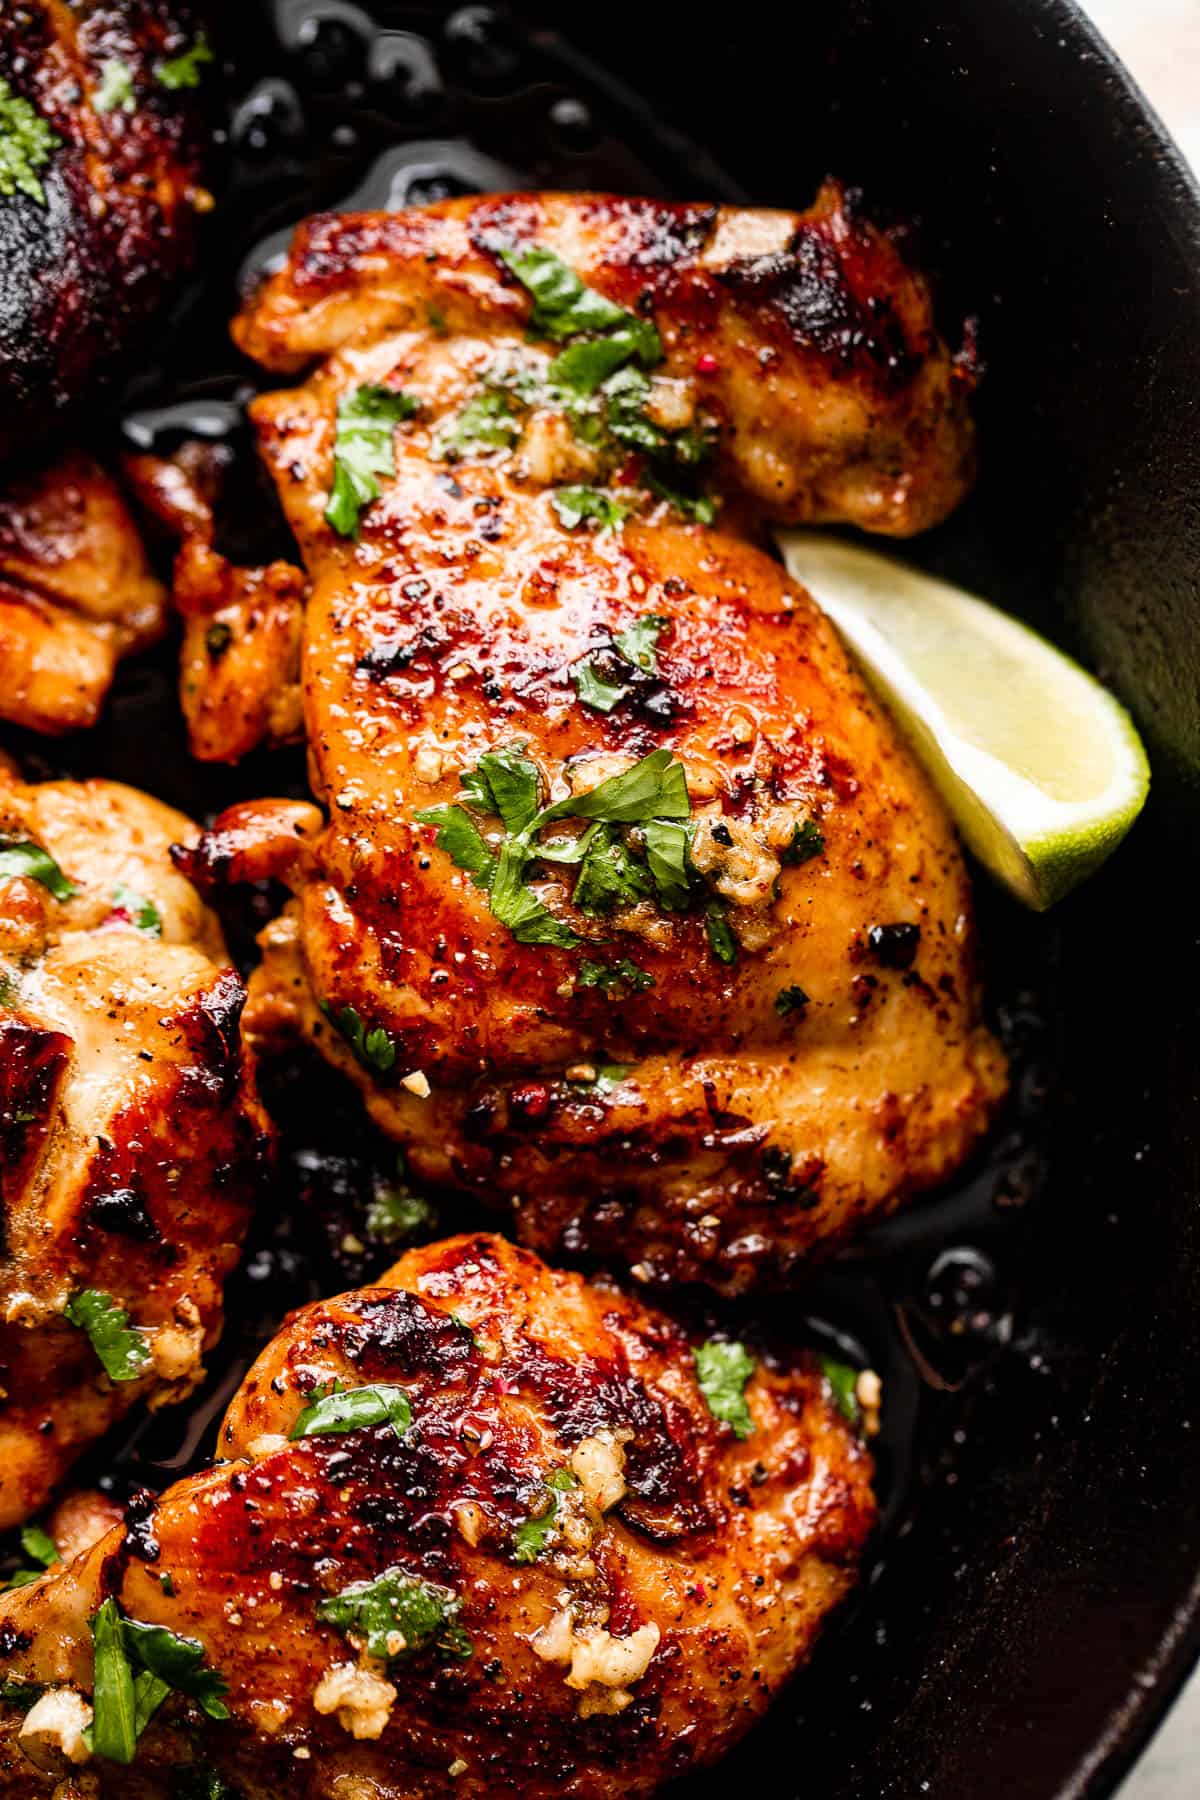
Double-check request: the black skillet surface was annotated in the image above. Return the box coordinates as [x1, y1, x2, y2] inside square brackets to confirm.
[6, 2, 1199, 1796]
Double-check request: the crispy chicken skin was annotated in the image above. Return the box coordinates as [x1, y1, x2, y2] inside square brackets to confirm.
[178, 189, 1005, 1291]
[0, 453, 167, 734]
[0, 1, 210, 464]
[0, 1232, 876, 1796]
[0, 764, 270, 1526]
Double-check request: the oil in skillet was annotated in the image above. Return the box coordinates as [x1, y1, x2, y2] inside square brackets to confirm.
[57, 0, 1061, 1572]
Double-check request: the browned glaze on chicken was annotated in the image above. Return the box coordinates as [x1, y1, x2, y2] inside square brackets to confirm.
[177, 189, 1004, 1291]
[0, 2, 212, 464]
[0, 453, 166, 733]
[0, 1232, 876, 1796]
[0, 764, 270, 1526]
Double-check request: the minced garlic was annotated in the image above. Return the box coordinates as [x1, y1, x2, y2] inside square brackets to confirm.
[313, 1662, 397, 1741]
[570, 1433, 628, 1514]
[18, 1689, 93, 1773]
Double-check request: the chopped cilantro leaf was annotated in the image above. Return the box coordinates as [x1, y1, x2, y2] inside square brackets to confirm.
[290, 1382, 413, 1442]
[546, 318, 660, 394]
[551, 485, 630, 532]
[704, 900, 738, 965]
[571, 651, 631, 715]
[155, 34, 214, 90]
[322, 1003, 398, 1077]
[120, 1620, 229, 1721]
[367, 1163, 437, 1245]
[90, 1598, 138, 1764]
[317, 1567, 471, 1663]
[577, 957, 654, 995]
[499, 244, 653, 352]
[0, 840, 75, 900]
[64, 1290, 150, 1383]
[111, 883, 162, 935]
[694, 1339, 755, 1439]
[172, 1767, 237, 1800]
[781, 819, 825, 866]
[460, 743, 541, 834]
[819, 1356, 860, 1424]
[88, 1602, 229, 1763]
[489, 837, 581, 947]
[0, 77, 60, 204]
[94, 60, 136, 114]
[641, 817, 692, 911]
[20, 1525, 58, 1569]
[613, 614, 666, 672]
[325, 384, 418, 538]
[541, 747, 689, 827]
[775, 985, 810, 1016]
[572, 826, 652, 916]
[437, 387, 520, 460]
[413, 804, 496, 890]
[511, 1466, 579, 1564]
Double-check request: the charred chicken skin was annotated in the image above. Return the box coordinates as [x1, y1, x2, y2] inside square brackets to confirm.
[179, 188, 1005, 1291]
[0, 1232, 876, 1796]
[0, 1, 211, 466]
[0, 764, 269, 1527]
[0, 452, 167, 734]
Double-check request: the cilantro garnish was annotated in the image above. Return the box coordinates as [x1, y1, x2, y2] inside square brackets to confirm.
[6, 1522, 60, 1589]
[577, 957, 654, 995]
[704, 900, 738, 965]
[325, 384, 418, 538]
[551, 486, 630, 533]
[94, 60, 136, 114]
[317, 1567, 472, 1663]
[572, 827, 653, 916]
[0, 78, 59, 204]
[417, 745, 690, 952]
[367, 1162, 437, 1245]
[819, 1356, 860, 1425]
[88, 1598, 228, 1765]
[693, 1339, 755, 1439]
[111, 883, 162, 935]
[781, 819, 825, 866]
[0, 840, 75, 901]
[322, 1003, 398, 1077]
[775, 985, 809, 1017]
[641, 818, 692, 910]
[437, 386, 520, 461]
[173, 1767, 237, 1800]
[511, 1466, 579, 1564]
[571, 612, 667, 714]
[290, 1382, 413, 1442]
[499, 245, 659, 362]
[155, 35, 214, 90]
[64, 1290, 150, 1383]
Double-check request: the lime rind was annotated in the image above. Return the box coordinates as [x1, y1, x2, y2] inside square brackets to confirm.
[775, 532, 1150, 910]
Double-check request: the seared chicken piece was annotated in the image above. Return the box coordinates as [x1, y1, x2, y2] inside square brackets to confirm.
[124, 443, 307, 762]
[0, 1232, 876, 1797]
[0, 1, 211, 463]
[180, 189, 1005, 1291]
[0, 453, 167, 733]
[0, 764, 269, 1527]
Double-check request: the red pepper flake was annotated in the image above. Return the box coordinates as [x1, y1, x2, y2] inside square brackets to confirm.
[695, 352, 719, 376]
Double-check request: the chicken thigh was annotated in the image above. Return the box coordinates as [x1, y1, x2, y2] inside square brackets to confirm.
[179, 188, 1005, 1291]
[0, 453, 166, 734]
[0, 764, 269, 1526]
[0, 1232, 876, 1797]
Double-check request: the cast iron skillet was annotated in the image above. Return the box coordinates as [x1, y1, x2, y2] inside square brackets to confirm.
[15, 1, 1200, 1795]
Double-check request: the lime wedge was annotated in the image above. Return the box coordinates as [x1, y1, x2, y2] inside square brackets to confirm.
[775, 532, 1150, 910]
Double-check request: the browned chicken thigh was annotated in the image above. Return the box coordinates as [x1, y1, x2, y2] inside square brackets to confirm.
[178, 188, 1004, 1291]
[0, 453, 167, 734]
[0, 1232, 876, 1797]
[0, 764, 269, 1526]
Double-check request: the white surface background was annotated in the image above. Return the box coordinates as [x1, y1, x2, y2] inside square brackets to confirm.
[1075, 4, 1200, 1795]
